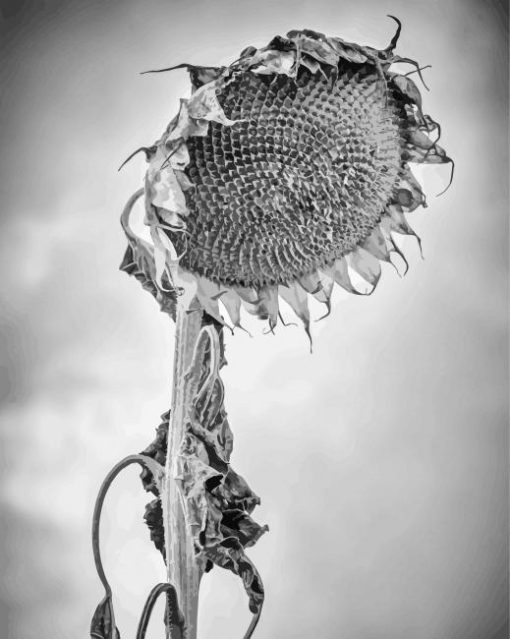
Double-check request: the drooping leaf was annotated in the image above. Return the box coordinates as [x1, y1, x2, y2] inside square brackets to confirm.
[90, 595, 120, 639]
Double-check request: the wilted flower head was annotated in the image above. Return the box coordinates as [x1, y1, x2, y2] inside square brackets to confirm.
[121, 18, 452, 337]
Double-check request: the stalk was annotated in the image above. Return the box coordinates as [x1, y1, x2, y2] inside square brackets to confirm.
[162, 300, 205, 639]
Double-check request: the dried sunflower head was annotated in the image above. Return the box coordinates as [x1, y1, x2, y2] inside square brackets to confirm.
[121, 18, 452, 336]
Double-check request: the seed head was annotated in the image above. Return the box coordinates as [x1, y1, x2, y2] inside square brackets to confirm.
[121, 19, 452, 334]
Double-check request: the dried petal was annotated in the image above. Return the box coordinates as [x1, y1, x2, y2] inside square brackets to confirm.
[362, 225, 391, 262]
[278, 282, 311, 332]
[188, 82, 240, 126]
[333, 257, 364, 295]
[347, 248, 382, 288]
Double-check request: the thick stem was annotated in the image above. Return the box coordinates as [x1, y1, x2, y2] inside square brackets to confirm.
[162, 301, 204, 639]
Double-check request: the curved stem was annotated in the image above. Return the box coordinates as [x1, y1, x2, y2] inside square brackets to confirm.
[136, 583, 185, 639]
[243, 609, 262, 639]
[92, 454, 156, 596]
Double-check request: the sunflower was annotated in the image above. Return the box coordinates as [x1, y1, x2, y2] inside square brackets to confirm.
[113, 18, 452, 638]
[121, 17, 451, 341]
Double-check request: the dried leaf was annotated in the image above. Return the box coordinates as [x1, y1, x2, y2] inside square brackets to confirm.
[151, 325, 267, 617]
[146, 150, 188, 217]
[206, 537, 265, 614]
[90, 596, 120, 639]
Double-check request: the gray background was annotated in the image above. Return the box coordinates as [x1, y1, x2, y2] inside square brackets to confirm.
[0, 1, 508, 638]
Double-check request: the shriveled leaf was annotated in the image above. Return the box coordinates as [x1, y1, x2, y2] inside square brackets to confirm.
[143, 499, 166, 557]
[90, 596, 120, 639]
[119, 190, 177, 317]
[206, 537, 265, 614]
[147, 324, 267, 617]
[221, 509, 269, 548]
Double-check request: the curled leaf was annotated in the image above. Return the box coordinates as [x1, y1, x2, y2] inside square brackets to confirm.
[90, 595, 120, 639]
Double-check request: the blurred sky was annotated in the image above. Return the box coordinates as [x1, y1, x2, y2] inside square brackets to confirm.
[0, 1, 508, 638]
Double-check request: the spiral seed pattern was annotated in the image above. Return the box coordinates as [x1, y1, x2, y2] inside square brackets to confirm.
[176, 64, 407, 288]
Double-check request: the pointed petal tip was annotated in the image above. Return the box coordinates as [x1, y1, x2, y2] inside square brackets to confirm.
[435, 157, 455, 196]
[315, 301, 332, 322]
[386, 15, 402, 53]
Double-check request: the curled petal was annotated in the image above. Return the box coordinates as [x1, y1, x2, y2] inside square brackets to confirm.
[290, 32, 339, 67]
[147, 155, 188, 217]
[166, 99, 209, 142]
[391, 74, 423, 109]
[299, 54, 321, 74]
[399, 168, 427, 211]
[404, 142, 449, 165]
[218, 290, 242, 328]
[333, 257, 364, 295]
[299, 271, 323, 295]
[387, 204, 419, 238]
[347, 248, 382, 288]
[250, 50, 296, 75]
[195, 277, 226, 324]
[362, 225, 391, 262]
[407, 128, 435, 150]
[235, 286, 260, 305]
[278, 283, 311, 336]
[257, 286, 279, 329]
[317, 265, 335, 301]
[188, 82, 241, 125]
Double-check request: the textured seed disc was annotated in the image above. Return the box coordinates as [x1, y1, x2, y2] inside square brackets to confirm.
[176, 64, 406, 288]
